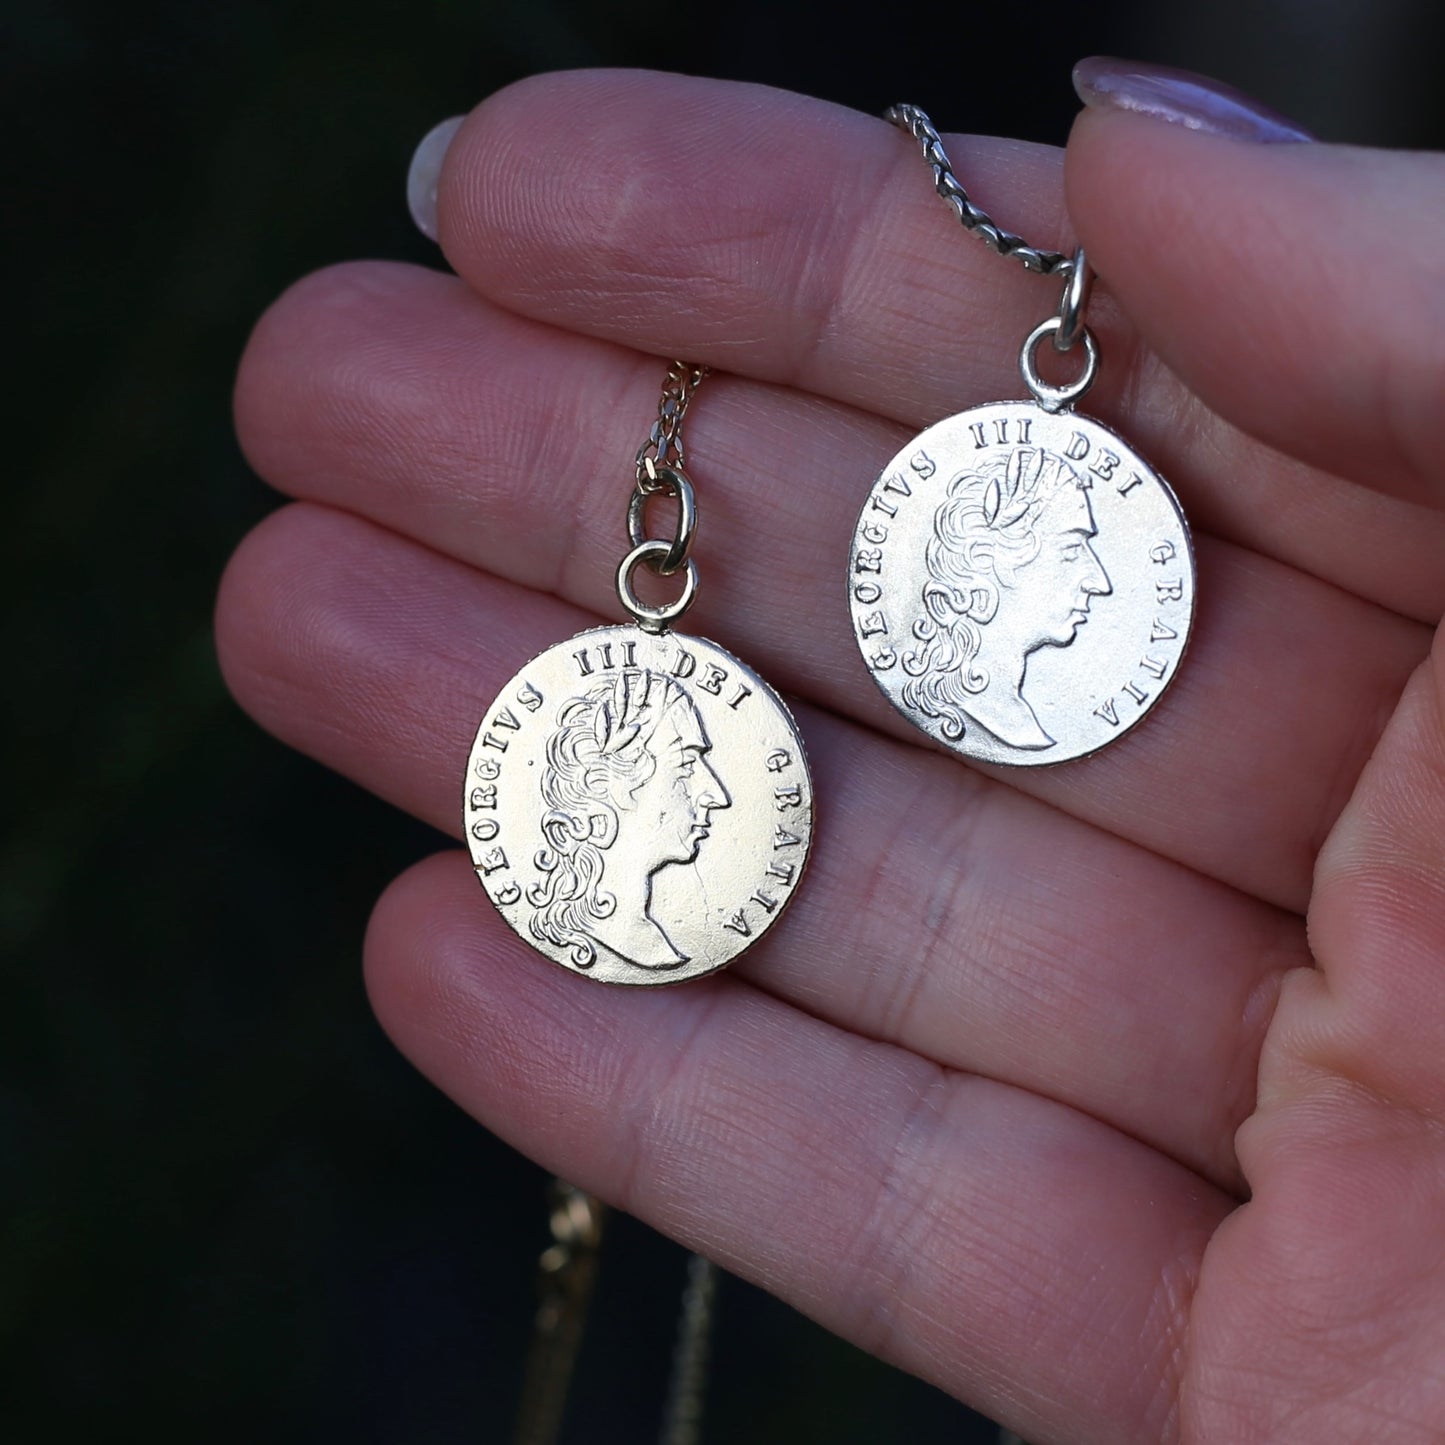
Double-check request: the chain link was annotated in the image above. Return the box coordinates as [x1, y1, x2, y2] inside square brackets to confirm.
[512, 1182, 606, 1445]
[635, 361, 709, 493]
[657, 1255, 719, 1445]
[628, 464, 696, 576]
[884, 104, 1074, 278]
[512, 1180, 722, 1445]
[619, 362, 708, 629]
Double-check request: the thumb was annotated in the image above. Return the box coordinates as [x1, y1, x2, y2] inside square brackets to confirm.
[1065, 59, 1445, 509]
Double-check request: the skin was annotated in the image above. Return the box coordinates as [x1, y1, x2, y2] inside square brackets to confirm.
[218, 71, 1445, 1443]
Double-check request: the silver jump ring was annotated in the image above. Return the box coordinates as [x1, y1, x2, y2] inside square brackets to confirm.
[626, 464, 696, 576]
[616, 539, 699, 634]
[1053, 247, 1092, 353]
[1020, 318, 1098, 413]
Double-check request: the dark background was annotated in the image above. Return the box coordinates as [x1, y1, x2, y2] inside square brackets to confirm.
[7, 2, 1442, 1441]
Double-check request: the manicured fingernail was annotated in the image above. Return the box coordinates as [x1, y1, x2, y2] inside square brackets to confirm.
[407, 115, 465, 241]
[1073, 57, 1313, 143]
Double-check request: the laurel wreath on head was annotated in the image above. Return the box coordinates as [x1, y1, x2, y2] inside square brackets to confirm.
[982, 447, 1050, 532]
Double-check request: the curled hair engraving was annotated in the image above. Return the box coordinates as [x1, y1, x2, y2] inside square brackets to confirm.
[901, 446, 1094, 742]
[527, 669, 690, 967]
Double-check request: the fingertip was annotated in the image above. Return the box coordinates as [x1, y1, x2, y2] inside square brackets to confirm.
[214, 503, 434, 776]
[1071, 56, 1314, 145]
[407, 116, 465, 242]
[1064, 111, 1445, 505]
[214, 504, 311, 721]
[429, 69, 888, 368]
[234, 261, 420, 488]
[363, 849, 477, 1055]
[432, 70, 626, 281]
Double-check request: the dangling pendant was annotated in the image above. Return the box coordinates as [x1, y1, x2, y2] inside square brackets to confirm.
[849, 241, 1194, 765]
[465, 367, 813, 985]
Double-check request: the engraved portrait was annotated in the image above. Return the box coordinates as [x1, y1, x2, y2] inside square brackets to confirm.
[526, 668, 731, 971]
[901, 444, 1113, 750]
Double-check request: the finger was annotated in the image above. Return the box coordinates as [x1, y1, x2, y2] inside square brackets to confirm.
[217, 501, 1304, 1187]
[365, 849, 1233, 1445]
[430, 69, 1445, 622]
[1179, 637, 1445, 1432]
[1305, 623, 1445, 1111]
[233, 262, 1431, 911]
[1067, 108, 1445, 514]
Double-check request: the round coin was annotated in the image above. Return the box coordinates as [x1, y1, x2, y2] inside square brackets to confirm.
[849, 402, 1195, 766]
[464, 625, 813, 985]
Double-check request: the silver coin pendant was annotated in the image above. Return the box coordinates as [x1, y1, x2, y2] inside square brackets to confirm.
[465, 625, 813, 985]
[849, 402, 1195, 766]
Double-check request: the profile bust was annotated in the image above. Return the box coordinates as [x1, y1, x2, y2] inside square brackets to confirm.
[527, 668, 731, 970]
[901, 444, 1112, 749]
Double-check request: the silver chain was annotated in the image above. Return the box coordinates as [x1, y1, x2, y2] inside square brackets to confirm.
[884, 104, 1074, 278]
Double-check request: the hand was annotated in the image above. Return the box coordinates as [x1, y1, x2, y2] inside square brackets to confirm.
[218, 69, 1445, 1443]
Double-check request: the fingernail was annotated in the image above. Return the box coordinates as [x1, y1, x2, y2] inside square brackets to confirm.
[1073, 57, 1313, 143]
[407, 115, 465, 241]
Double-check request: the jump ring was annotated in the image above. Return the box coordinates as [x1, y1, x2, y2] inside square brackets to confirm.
[616, 540, 699, 634]
[1053, 247, 1093, 352]
[1020, 317, 1098, 413]
[626, 464, 696, 575]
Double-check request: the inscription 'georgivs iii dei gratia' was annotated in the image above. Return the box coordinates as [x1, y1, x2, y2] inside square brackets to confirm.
[850, 403, 1195, 766]
[465, 626, 813, 986]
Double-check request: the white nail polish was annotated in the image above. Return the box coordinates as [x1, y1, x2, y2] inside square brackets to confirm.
[407, 116, 465, 242]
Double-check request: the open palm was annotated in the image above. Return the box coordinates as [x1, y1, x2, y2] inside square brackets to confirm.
[219, 72, 1445, 1442]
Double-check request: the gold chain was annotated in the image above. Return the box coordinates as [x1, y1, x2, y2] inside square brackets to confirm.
[511, 1180, 720, 1445]
[512, 1182, 606, 1445]
[617, 362, 708, 631]
[658, 1253, 719, 1445]
[635, 361, 709, 492]
[515, 365, 723, 1444]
